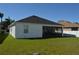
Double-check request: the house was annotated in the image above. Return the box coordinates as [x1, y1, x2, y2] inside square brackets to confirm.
[58, 20, 79, 37]
[9, 15, 63, 38]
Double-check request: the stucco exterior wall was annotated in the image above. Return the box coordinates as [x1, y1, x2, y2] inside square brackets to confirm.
[63, 27, 79, 37]
[10, 26, 16, 38]
[10, 22, 59, 38]
[15, 23, 43, 38]
[63, 31, 79, 37]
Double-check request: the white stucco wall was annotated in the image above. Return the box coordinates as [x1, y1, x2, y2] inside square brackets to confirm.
[10, 26, 16, 38]
[63, 28, 79, 37]
[10, 22, 62, 38]
[63, 31, 79, 37]
[15, 23, 43, 38]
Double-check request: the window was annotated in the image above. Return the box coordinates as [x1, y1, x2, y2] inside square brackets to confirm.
[71, 27, 78, 31]
[24, 25, 28, 33]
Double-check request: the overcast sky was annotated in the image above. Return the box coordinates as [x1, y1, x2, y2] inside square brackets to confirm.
[0, 3, 79, 22]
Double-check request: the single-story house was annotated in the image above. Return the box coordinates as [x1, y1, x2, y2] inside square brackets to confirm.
[59, 20, 79, 37]
[9, 15, 63, 38]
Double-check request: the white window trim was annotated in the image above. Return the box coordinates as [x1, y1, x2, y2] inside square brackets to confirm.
[24, 25, 29, 33]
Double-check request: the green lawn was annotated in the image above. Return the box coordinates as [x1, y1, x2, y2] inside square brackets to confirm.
[0, 34, 79, 55]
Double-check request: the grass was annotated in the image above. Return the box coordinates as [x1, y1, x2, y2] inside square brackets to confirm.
[0, 34, 79, 55]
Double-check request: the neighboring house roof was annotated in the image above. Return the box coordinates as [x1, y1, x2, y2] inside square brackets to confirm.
[58, 20, 79, 27]
[10, 15, 62, 27]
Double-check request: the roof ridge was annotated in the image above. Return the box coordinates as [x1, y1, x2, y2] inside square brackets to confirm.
[16, 15, 61, 25]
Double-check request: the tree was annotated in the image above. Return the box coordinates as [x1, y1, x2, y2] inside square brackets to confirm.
[5, 17, 14, 25]
[0, 12, 4, 23]
[3, 17, 15, 32]
[0, 12, 4, 33]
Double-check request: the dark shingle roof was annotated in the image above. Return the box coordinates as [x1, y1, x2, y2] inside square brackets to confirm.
[16, 15, 61, 25]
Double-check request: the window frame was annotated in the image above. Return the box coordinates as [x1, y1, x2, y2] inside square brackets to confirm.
[23, 25, 29, 33]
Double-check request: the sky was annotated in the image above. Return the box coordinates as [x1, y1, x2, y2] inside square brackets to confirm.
[0, 3, 79, 22]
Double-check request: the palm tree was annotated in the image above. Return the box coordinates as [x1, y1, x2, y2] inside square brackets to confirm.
[0, 12, 4, 33]
[4, 17, 15, 32]
[0, 12, 4, 23]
